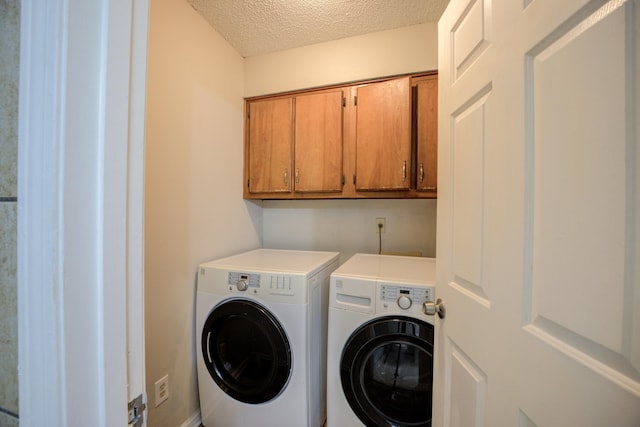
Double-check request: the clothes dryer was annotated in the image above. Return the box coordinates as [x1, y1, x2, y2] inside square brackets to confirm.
[327, 253, 437, 427]
[196, 249, 339, 427]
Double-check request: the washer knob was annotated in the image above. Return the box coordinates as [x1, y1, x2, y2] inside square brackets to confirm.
[397, 295, 412, 310]
[236, 279, 249, 292]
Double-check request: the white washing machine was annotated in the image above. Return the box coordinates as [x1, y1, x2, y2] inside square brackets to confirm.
[327, 253, 438, 427]
[196, 248, 339, 427]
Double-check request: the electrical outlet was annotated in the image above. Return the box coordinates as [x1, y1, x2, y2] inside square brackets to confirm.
[154, 374, 169, 407]
[376, 217, 386, 234]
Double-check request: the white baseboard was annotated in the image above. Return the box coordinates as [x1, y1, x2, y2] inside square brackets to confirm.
[179, 411, 202, 427]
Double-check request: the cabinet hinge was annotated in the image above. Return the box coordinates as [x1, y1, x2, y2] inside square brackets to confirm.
[128, 394, 146, 427]
[353, 174, 356, 185]
[354, 95, 357, 106]
[342, 97, 346, 107]
[341, 175, 345, 186]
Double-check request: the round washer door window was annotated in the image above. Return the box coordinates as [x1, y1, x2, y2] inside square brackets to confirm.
[201, 299, 292, 404]
[340, 316, 434, 427]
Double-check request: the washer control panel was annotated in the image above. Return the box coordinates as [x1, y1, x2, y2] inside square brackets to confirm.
[266, 275, 295, 296]
[380, 283, 435, 313]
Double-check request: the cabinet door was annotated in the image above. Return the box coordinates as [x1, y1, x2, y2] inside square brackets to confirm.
[294, 90, 344, 193]
[247, 98, 292, 193]
[355, 77, 411, 191]
[416, 77, 438, 193]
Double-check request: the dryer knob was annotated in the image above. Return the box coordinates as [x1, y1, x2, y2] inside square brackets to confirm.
[397, 295, 412, 310]
[236, 279, 249, 292]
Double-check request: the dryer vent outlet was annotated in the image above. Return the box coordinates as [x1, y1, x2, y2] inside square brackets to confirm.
[154, 374, 169, 407]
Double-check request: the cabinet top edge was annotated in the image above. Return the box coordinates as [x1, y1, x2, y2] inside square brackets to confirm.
[244, 70, 438, 102]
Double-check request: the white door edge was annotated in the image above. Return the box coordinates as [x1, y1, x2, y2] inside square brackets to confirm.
[17, 1, 149, 426]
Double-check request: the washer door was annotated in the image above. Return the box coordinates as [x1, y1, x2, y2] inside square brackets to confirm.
[340, 316, 434, 427]
[201, 299, 292, 404]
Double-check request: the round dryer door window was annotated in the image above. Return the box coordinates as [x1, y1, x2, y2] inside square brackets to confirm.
[340, 316, 434, 427]
[201, 299, 292, 404]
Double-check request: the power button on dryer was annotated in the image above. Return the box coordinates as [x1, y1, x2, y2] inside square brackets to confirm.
[397, 295, 412, 309]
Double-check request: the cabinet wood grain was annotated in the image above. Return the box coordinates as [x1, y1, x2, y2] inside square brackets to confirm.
[247, 97, 292, 193]
[294, 90, 344, 193]
[416, 77, 438, 194]
[355, 77, 412, 191]
[244, 72, 438, 200]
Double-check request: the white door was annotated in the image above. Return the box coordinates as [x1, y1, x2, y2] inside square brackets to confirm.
[435, 0, 640, 426]
[17, 1, 149, 426]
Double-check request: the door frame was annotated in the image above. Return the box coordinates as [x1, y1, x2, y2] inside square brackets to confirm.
[17, 0, 149, 425]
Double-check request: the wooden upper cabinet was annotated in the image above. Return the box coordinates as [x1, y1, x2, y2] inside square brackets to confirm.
[243, 72, 438, 199]
[247, 97, 292, 194]
[415, 76, 438, 193]
[355, 77, 412, 191]
[294, 90, 344, 193]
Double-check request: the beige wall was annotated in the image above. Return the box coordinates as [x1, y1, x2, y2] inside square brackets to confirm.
[144, 5, 438, 425]
[244, 23, 438, 97]
[248, 23, 439, 262]
[0, 1, 20, 426]
[263, 199, 437, 264]
[144, 0, 261, 425]
[4, 1, 438, 426]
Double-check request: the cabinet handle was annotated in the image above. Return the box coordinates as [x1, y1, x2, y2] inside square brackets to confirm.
[295, 168, 299, 184]
[402, 160, 407, 182]
[283, 169, 288, 186]
[419, 162, 424, 183]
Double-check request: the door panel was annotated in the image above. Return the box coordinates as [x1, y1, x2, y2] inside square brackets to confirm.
[527, 0, 634, 362]
[436, 0, 640, 425]
[451, 90, 491, 304]
[446, 341, 486, 427]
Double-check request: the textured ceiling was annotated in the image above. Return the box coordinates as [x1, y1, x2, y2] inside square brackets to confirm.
[186, 0, 450, 58]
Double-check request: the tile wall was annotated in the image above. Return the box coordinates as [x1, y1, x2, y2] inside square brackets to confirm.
[0, 0, 20, 426]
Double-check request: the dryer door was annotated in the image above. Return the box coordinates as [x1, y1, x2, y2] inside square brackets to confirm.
[341, 316, 434, 427]
[201, 299, 292, 404]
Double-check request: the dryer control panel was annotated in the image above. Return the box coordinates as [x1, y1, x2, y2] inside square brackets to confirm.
[378, 283, 435, 315]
